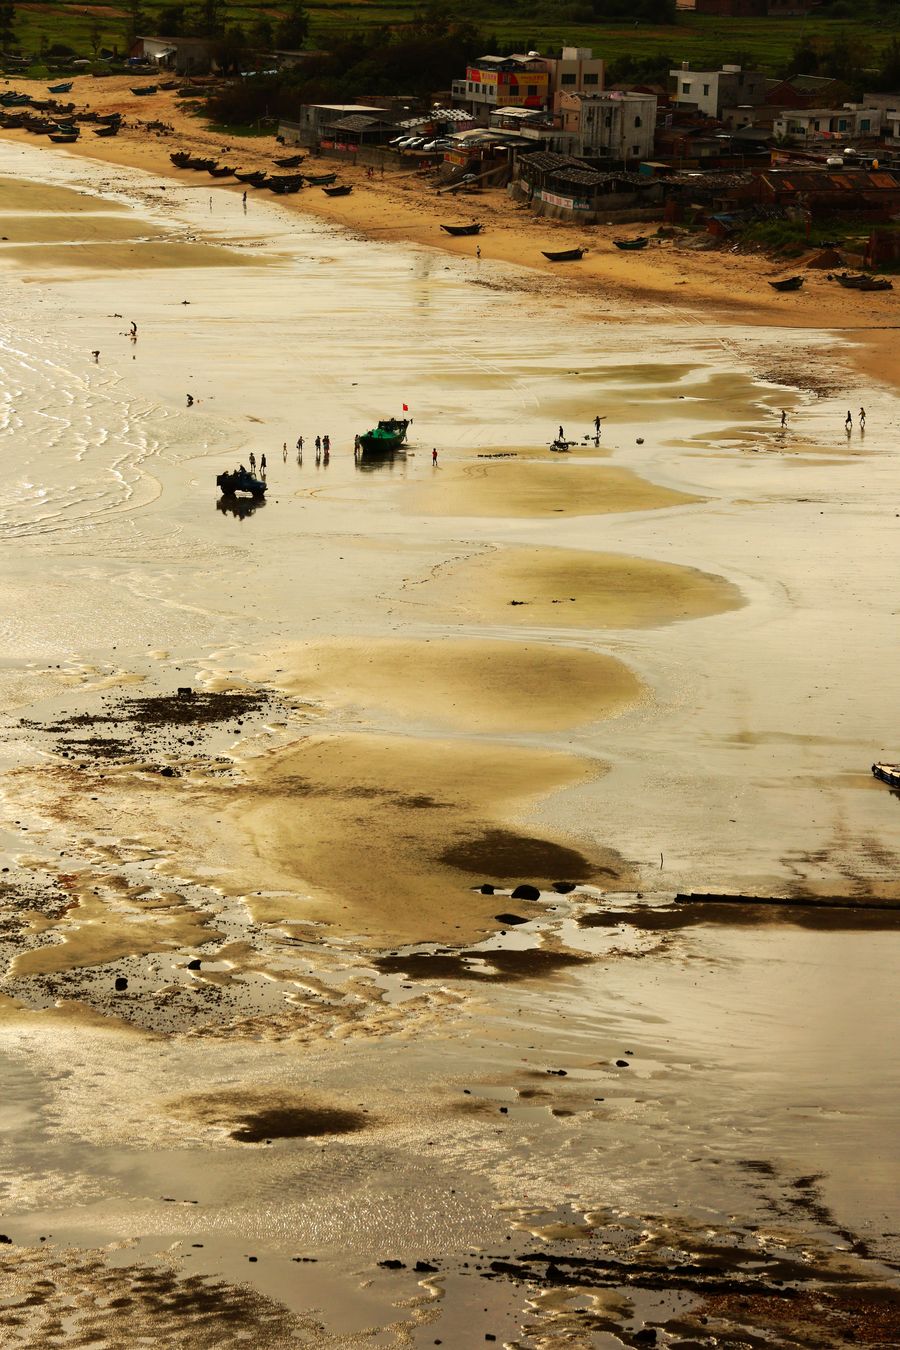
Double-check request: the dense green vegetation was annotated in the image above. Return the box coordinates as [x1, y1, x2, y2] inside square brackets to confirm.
[3, 0, 899, 96]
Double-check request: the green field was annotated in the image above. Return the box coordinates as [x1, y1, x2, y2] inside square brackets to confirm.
[7, 1, 900, 77]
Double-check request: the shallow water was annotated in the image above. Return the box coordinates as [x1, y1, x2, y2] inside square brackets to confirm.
[0, 138, 898, 1347]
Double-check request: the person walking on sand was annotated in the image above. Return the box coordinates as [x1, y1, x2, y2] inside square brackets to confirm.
[780, 409, 787, 428]
[242, 191, 247, 209]
[315, 435, 321, 454]
[92, 350, 100, 363]
[594, 414, 602, 436]
[558, 425, 565, 441]
[845, 410, 852, 431]
[297, 436, 303, 453]
[260, 453, 267, 479]
[283, 441, 288, 462]
[249, 452, 256, 473]
[859, 406, 866, 430]
[432, 447, 438, 465]
[323, 434, 330, 453]
[476, 245, 481, 259]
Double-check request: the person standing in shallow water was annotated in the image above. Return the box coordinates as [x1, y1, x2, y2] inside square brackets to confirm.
[249, 452, 256, 473]
[780, 409, 787, 428]
[859, 406, 866, 430]
[845, 410, 852, 431]
[432, 448, 438, 465]
[260, 454, 267, 479]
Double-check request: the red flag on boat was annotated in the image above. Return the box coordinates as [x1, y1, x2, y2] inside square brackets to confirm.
[402, 403, 408, 411]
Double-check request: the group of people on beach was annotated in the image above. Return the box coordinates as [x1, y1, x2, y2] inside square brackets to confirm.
[779, 406, 867, 433]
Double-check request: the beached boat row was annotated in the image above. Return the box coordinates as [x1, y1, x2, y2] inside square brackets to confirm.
[170, 151, 340, 192]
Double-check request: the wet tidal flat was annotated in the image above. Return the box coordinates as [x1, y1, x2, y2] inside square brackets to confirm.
[0, 140, 897, 1347]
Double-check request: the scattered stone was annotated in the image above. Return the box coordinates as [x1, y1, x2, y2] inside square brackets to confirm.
[415, 1260, 438, 1273]
[511, 884, 540, 901]
[378, 1259, 405, 1270]
[187, 959, 201, 970]
[247, 1256, 257, 1263]
[552, 881, 576, 894]
[494, 913, 527, 925]
[634, 1331, 657, 1345]
[114, 976, 128, 992]
[177, 687, 194, 697]
[546, 1068, 567, 1076]
[0, 1235, 11, 1244]
[616, 1060, 630, 1068]
[478, 884, 495, 894]
[159, 766, 177, 778]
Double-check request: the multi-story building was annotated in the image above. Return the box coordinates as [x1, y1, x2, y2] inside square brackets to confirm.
[452, 48, 604, 123]
[669, 63, 767, 119]
[559, 91, 657, 163]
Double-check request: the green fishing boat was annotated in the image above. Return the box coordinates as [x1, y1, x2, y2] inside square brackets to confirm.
[357, 417, 410, 454]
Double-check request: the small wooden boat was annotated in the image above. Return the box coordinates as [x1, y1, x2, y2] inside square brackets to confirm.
[171, 151, 191, 167]
[613, 236, 648, 250]
[440, 222, 482, 236]
[48, 132, 79, 143]
[835, 273, 866, 288]
[93, 124, 120, 137]
[47, 82, 73, 94]
[542, 247, 586, 262]
[274, 153, 305, 168]
[186, 157, 216, 171]
[855, 276, 893, 292]
[96, 112, 122, 125]
[208, 165, 235, 177]
[234, 169, 265, 183]
[268, 174, 303, 192]
[769, 276, 804, 292]
[216, 469, 267, 500]
[873, 762, 900, 789]
[304, 172, 336, 186]
[158, 79, 177, 90]
[323, 184, 352, 197]
[131, 85, 158, 96]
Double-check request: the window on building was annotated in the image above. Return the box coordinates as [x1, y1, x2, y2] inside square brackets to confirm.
[634, 116, 642, 127]
[584, 73, 599, 85]
[838, 119, 847, 131]
[526, 84, 538, 95]
[703, 84, 710, 96]
[813, 121, 819, 131]
[605, 113, 612, 127]
[561, 73, 576, 85]
[632, 144, 640, 155]
[682, 82, 691, 94]
[860, 118, 870, 131]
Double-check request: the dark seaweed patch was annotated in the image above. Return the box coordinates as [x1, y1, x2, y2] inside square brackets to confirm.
[229, 1106, 367, 1143]
[373, 947, 586, 983]
[439, 829, 595, 881]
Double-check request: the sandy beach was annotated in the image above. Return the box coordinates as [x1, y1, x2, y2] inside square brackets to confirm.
[0, 88, 898, 1349]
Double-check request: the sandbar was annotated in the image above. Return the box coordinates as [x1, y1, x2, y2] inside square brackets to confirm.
[408, 459, 703, 518]
[0, 239, 254, 272]
[251, 636, 644, 733]
[0, 173, 128, 214]
[418, 546, 744, 629]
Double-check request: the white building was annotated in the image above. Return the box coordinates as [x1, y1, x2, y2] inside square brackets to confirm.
[887, 110, 900, 145]
[773, 105, 884, 143]
[669, 63, 766, 118]
[559, 91, 657, 162]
